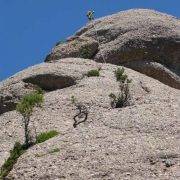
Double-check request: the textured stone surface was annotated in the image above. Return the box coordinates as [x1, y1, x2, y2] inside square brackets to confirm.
[0, 60, 84, 114]
[0, 58, 180, 179]
[45, 9, 180, 89]
[45, 36, 98, 62]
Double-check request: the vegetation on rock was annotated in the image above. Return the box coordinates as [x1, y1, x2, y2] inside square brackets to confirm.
[0, 129, 59, 179]
[87, 69, 100, 77]
[109, 67, 132, 108]
[0, 142, 25, 179]
[79, 45, 92, 59]
[16, 90, 44, 148]
[36, 130, 59, 144]
[115, 67, 132, 83]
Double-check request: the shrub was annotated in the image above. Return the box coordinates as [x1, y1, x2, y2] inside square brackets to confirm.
[36, 130, 59, 144]
[16, 90, 44, 148]
[115, 67, 132, 83]
[0, 142, 25, 178]
[0, 130, 58, 178]
[109, 67, 132, 108]
[87, 69, 100, 77]
[79, 46, 91, 59]
[109, 82, 131, 108]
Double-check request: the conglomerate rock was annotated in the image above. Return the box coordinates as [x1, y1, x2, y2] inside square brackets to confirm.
[0, 58, 179, 179]
[45, 9, 180, 89]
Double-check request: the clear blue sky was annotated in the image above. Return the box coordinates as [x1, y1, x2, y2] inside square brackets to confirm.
[0, 0, 179, 81]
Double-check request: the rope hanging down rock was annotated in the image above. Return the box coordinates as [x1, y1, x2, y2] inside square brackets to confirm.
[87, 10, 107, 64]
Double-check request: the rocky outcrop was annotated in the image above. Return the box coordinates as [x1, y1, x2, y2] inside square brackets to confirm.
[123, 60, 180, 89]
[45, 9, 180, 89]
[0, 60, 84, 114]
[45, 36, 98, 62]
[0, 58, 180, 179]
[0, 82, 35, 115]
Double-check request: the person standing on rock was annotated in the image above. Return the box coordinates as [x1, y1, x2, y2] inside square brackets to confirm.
[87, 10, 95, 21]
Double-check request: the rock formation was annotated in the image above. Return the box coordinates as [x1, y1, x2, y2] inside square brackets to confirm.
[46, 9, 180, 89]
[0, 9, 180, 180]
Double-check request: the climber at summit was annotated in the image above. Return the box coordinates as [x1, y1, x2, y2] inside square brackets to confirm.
[87, 10, 95, 21]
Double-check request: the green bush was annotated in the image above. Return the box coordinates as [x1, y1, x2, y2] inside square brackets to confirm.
[0, 130, 58, 178]
[16, 91, 43, 117]
[109, 67, 132, 108]
[36, 130, 59, 144]
[79, 46, 91, 59]
[109, 83, 130, 108]
[0, 142, 25, 178]
[115, 67, 132, 83]
[87, 69, 100, 77]
[16, 90, 44, 148]
[35, 87, 44, 95]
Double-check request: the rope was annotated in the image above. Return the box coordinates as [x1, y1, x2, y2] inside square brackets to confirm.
[91, 23, 107, 64]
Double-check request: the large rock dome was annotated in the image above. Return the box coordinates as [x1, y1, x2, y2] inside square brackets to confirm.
[46, 9, 180, 89]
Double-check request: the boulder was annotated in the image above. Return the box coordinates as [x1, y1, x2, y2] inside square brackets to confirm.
[0, 59, 85, 114]
[0, 82, 35, 115]
[45, 36, 98, 62]
[45, 9, 180, 89]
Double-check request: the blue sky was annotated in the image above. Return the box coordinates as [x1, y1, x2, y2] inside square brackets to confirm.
[0, 0, 179, 81]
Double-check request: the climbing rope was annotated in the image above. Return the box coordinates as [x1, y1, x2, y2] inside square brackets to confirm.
[92, 23, 107, 64]
[87, 10, 107, 65]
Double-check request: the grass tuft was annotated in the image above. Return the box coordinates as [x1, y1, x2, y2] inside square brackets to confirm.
[36, 130, 59, 144]
[87, 69, 100, 77]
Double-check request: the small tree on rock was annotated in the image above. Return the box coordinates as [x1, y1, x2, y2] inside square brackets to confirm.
[109, 67, 132, 108]
[16, 90, 44, 148]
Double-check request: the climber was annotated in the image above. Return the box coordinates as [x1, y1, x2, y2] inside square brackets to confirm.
[87, 10, 95, 21]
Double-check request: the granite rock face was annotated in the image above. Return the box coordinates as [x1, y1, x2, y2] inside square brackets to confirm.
[0, 58, 180, 179]
[0, 60, 85, 114]
[45, 36, 99, 62]
[46, 9, 180, 89]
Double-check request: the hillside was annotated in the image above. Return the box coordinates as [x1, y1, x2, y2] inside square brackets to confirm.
[0, 9, 180, 180]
